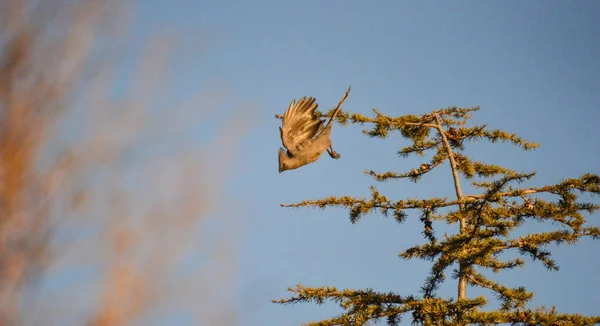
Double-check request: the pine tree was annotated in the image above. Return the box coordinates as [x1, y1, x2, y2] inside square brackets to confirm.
[273, 106, 600, 325]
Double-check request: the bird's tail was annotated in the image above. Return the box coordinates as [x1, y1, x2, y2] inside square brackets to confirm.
[322, 85, 351, 130]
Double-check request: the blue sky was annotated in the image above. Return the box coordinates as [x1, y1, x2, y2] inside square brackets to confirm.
[103, 0, 599, 325]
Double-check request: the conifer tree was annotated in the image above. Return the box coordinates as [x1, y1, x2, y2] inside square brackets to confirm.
[273, 106, 600, 325]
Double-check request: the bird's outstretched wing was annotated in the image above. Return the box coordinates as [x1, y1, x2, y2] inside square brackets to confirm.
[279, 96, 323, 156]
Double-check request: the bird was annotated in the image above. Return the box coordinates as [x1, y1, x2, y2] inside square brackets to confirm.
[278, 86, 351, 173]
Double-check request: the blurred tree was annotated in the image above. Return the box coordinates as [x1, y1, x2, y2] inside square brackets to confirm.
[274, 106, 600, 325]
[0, 0, 119, 323]
[0, 1, 250, 325]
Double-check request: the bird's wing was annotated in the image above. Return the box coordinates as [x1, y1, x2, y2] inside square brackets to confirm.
[280, 96, 323, 155]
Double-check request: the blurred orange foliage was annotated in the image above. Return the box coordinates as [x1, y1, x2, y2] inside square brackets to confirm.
[0, 0, 254, 325]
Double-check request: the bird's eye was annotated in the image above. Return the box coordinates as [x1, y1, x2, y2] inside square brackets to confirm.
[282, 163, 287, 168]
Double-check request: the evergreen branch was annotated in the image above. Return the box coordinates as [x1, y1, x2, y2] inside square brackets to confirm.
[459, 227, 600, 273]
[472, 162, 518, 179]
[273, 284, 489, 325]
[365, 158, 444, 183]
[455, 155, 520, 180]
[280, 187, 452, 224]
[464, 307, 600, 325]
[430, 106, 480, 120]
[398, 139, 440, 157]
[466, 172, 537, 240]
[439, 124, 540, 151]
[273, 283, 600, 325]
[509, 228, 600, 270]
[476, 255, 524, 273]
[272, 285, 416, 326]
[272, 285, 409, 306]
[464, 269, 533, 310]
[422, 254, 451, 297]
[402, 234, 479, 297]
[420, 208, 437, 243]
[479, 128, 540, 151]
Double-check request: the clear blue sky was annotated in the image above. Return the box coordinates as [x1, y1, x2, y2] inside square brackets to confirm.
[97, 0, 600, 325]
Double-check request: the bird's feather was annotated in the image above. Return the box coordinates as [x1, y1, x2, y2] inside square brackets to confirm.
[280, 96, 323, 155]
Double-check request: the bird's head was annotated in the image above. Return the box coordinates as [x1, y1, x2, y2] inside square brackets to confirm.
[278, 148, 292, 173]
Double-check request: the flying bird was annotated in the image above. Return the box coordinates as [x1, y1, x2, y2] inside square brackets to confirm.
[278, 86, 351, 173]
